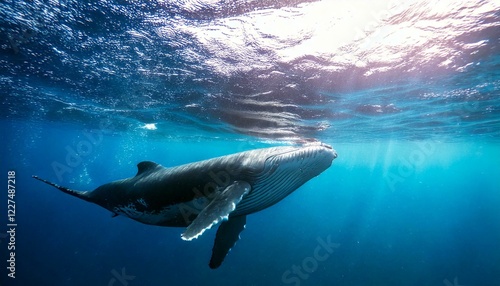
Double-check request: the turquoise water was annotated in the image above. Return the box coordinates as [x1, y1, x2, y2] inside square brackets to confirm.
[1, 0, 500, 285]
[1, 121, 499, 286]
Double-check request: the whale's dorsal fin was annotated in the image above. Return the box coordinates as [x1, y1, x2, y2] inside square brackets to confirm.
[181, 181, 251, 241]
[136, 161, 160, 176]
[210, 215, 246, 269]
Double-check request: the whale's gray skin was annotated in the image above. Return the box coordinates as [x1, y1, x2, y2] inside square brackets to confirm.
[33, 143, 337, 268]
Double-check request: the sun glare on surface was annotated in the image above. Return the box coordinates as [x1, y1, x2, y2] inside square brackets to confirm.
[171, 0, 497, 78]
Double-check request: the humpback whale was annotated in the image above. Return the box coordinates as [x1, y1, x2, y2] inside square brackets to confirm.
[33, 143, 337, 268]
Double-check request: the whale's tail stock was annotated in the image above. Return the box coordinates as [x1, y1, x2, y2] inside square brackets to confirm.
[32, 175, 91, 202]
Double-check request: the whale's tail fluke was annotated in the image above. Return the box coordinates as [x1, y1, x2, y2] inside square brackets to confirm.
[32, 175, 91, 201]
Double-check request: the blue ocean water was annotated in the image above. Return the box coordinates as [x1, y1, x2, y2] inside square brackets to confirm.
[1, 0, 500, 286]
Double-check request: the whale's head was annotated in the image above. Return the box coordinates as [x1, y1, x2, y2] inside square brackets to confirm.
[232, 142, 337, 215]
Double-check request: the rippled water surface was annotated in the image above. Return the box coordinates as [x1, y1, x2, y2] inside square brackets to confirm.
[2, 0, 499, 141]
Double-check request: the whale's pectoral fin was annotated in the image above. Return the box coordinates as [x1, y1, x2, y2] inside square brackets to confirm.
[181, 181, 251, 241]
[209, 215, 246, 269]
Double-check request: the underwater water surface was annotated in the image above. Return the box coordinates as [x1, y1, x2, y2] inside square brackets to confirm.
[1, 0, 500, 285]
